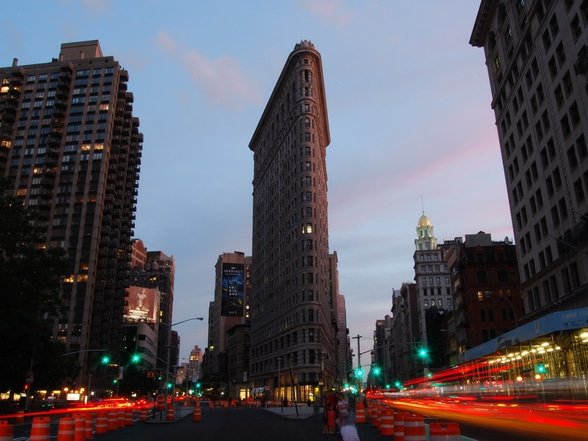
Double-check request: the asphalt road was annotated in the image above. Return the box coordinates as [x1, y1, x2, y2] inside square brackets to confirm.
[10, 405, 560, 441]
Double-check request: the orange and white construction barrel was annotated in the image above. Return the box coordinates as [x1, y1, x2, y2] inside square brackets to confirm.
[193, 402, 202, 422]
[95, 413, 108, 434]
[166, 406, 175, 421]
[85, 414, 94, 439]
[378, 408, 395, 436]
[74, 415, 85, 441]
[393, 412, 405, 441]
[107, 412, 118, 432]
[404, 414, 425, 441]
[355, 401, 366, 424]
[56, 416, 74, 441]
[0, 421, 14, 441]
[29, 416, 51, 441]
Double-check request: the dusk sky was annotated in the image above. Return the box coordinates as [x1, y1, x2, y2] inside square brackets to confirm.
[3, 1, 514, 363]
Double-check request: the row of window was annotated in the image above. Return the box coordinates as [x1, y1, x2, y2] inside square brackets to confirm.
[421, 276, 449, 286]
[423, 298, 451, 308]
[25, 67, 115, 85]
[250, 348, 324, 376]
[422, 287, 451, 297]
[525, 260, 580, 313]
[418, 264, 448, 274]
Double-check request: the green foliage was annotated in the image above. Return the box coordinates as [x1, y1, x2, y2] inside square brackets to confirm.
[0, 177, 74, 391]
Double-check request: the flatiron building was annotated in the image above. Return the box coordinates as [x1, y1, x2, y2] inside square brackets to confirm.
[248, 41, 337, 401]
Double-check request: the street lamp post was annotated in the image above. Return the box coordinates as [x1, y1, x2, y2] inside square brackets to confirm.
[163, 317, 204, 409]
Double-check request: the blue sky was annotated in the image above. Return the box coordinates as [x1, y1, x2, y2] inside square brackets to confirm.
[3, 1, 513, 362]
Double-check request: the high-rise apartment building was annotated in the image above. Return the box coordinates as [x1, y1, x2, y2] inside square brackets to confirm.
[471, 1, 588, 321]
[0, 41, 142, 380]
[248, 41, 337, 402]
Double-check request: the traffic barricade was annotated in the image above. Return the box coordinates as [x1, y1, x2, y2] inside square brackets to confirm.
[95, 414, 108, 434]
[193, 402, 202, 422]
[85, 414, 94, 439]
[74, 415, 85, 441]
[0, 421, 14, 441]
[166, 406, 175, 421]
[116, 411, 126, 429]
[56, 416, 74, 441]
[355, 401, 366, 424]
[125, 410, 133, 427]
[369, 403, 378, 426]
[378, 408, 394, 436]
[404, 414, 425, 441]
[429, 422, 461, 441]
[393, 411, 404, 441]
[156, 395, 165, 411]
[29, 416, 51, 441]
[107, 412, 118, 431]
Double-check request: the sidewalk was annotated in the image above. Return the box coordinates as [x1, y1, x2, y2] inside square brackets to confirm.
[263, 404, 318, 419]
[145, 405, 194, 423]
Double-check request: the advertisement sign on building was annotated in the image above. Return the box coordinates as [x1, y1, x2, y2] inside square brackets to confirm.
[124, 286, 159, 323]
[221, 263, 244, 317]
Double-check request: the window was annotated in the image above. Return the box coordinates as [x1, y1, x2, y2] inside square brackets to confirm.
[542, 29, 551, 51]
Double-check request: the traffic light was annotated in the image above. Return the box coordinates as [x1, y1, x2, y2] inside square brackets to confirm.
[372, 365, 382, 376]
[130, 353, 141, 363]
[166, 382, 173, 389]
[417, 347, 429, 359]
[354, 368, 364, 378]
[101, 355, 111, 365]
[536, 363, 547, 374]
[195, 382, 202, 389]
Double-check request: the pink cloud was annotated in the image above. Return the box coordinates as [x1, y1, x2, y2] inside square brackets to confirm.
[299, 0, 353, 26]
[155, 31, 261, 108]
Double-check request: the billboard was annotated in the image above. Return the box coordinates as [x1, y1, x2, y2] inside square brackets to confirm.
[221, 263, 244, 317]
[125, 286, 159, 323]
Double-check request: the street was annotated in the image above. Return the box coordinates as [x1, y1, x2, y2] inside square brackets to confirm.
[8, 401, 583, 441]
[10, 404, 566, 441]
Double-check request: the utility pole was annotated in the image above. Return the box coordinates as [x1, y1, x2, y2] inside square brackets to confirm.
[352, 334, 362, 370]
[352, 334, 363, 394]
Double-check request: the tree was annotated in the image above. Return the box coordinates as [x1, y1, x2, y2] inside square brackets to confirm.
[0, 177, 77, 391]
